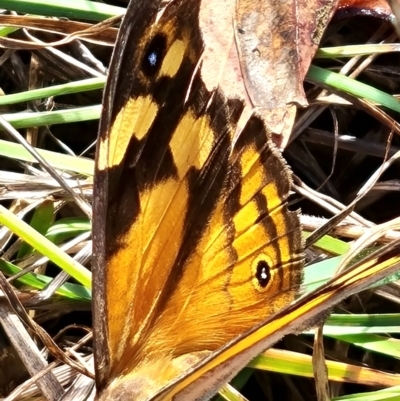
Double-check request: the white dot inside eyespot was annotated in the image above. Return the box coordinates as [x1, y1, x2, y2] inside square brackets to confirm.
[259, 267, 268, 280]
[148, 52, 158, 67]
[255, 259, 270, 288]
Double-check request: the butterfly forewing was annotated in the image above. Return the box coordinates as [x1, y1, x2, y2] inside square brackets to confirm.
[93, 0, 204, 386]
[92, 0, 303, 399]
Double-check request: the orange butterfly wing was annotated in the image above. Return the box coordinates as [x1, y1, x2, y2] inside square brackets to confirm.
[92, 0, 303, 399]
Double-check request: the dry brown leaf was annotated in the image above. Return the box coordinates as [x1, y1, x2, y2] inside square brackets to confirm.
[235, 0, 339, 146]
[199, 0, 339, 147]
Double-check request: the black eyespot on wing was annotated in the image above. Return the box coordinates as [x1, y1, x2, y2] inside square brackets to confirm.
[256, 260, 271, 288]
[141, 34, 167, 77]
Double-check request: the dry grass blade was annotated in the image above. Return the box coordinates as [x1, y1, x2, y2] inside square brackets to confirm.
[0, 286, 64, 400]
[300, 214, 400, 243]
[0, 273, 92, 380]
[0, 117, 92, 218]
[312, 327, 330, 401]
[0, 15, 119, 49]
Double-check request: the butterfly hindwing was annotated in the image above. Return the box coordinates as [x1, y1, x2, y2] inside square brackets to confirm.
[93, 0, 303, 399]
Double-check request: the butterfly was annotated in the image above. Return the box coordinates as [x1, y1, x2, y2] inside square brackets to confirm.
[92, 0, 303, 398]
[91, 0, 400, 400]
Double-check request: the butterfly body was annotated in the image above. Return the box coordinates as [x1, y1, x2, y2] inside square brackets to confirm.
[92, 0, 303, 399]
